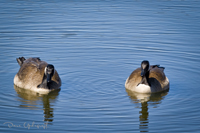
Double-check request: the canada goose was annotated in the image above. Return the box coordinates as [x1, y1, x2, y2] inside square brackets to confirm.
[125, 60, 169, 93]
[14, 57, 61, 94]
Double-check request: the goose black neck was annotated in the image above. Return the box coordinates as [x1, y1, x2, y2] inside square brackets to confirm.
[140, 71, 151, 86]
[37, 74, 50, 89]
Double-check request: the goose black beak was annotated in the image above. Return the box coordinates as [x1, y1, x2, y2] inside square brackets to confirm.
[47, 73, 52, 83]
[141, 69, 145, 77]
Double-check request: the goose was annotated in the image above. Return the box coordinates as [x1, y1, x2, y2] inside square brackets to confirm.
[14, 57, 61, 94]
[125, 60, 169, 93]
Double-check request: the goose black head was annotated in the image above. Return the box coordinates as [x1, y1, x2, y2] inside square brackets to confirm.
[45, 64, 55, 83]
[141, 60, 149, 77]
[37, 64, 55, 89]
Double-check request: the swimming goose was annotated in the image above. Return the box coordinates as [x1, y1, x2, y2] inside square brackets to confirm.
[14, 57, 61, 94]
[125, 60, 169, 93]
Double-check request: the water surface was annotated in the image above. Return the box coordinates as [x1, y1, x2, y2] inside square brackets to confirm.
[0, 0, 200, 132]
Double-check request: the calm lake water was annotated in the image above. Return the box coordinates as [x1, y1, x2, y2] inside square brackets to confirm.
[0, 0, 200, 132]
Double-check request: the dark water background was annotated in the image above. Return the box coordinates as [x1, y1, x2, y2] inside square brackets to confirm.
[0, 0, 200, 132]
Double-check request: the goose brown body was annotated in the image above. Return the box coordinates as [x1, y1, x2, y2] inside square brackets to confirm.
[14, 57, 61, 94]
[125, 61, 169, 93]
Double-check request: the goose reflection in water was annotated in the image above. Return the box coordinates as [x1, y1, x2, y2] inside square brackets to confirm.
[126, 89, 169, 132]
[14, 85, 60, 123]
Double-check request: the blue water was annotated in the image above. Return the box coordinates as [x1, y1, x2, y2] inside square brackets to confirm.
[0, 0, 200, 132]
